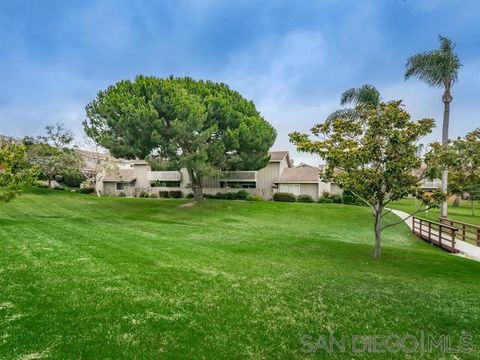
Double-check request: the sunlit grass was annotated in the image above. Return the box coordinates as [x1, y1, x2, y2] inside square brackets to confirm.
[1, 188, 479, 359]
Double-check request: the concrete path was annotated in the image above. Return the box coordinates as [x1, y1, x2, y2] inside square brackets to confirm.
[389, 208, 480, 262]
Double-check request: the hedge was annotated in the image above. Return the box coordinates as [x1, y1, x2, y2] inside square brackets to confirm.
[297, 194, 314, 203]
[273, 192, 296, 202]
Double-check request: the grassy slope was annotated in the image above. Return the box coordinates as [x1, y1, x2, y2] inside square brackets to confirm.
[390, 198, 480, 226]
[1, 189, 479, 359]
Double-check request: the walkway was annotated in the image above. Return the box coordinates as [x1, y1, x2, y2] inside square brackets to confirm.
[390, 209, 480, 262]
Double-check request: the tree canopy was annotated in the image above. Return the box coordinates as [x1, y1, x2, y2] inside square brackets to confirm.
[0, 141, 38, 202]
[426, 128, 480, 216]
[290, 101, 438, 259]
[25, 124, 80, 189]
[84, 76, 276, 200]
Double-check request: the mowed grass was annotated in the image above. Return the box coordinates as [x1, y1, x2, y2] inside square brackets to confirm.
[390, 198, 480, 226]
[1, 189, 480, 359]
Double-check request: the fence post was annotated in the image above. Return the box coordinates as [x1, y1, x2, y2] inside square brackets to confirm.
[428, 222, 432, 243]
[452, 229, 457, 252]
[438, 225, 442, 248]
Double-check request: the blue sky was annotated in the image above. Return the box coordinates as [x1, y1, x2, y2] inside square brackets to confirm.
[0, 0, 479, 164]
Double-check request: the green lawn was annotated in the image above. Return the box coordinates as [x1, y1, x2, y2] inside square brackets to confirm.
[1, 189, 479, 359]
[390, 198, 480, 226]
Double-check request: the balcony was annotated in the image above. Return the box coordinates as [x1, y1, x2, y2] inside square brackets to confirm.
[148, 171, 182, 182]
[219, 171, 257, 181]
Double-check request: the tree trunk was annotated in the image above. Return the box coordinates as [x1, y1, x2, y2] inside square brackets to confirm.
[440, 87, 452, 218]
[374, 207, 383, 260]
[453, 195, 460, 207]
[48, 176, 52, 189]
[188, 169, 203, 202]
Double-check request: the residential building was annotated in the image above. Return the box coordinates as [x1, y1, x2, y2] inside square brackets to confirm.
[93, 151, 341, 200]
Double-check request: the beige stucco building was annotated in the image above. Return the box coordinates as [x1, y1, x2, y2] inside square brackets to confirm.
[95, 151, 340, 200]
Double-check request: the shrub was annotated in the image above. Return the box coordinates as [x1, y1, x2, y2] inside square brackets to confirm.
[273, 192, 296, 202]
[247, 194, 263, 201]
[342, 190, 356, 205]
[214, 192, 235, 200]
[159, 191, 170, 198]
[186, 193, 194, 199]
[79, 187, 95, 194]
[318, 197, 333, 203]
[53, 187, 66, 191]
[169, 190, 183, 198]
[297, 194, 314, 203]
[236, 190, 249, 200]
[322, 191, 331, 199]
[117, 192, 126, 197]
[62, 171, 85, 188]
[332, 194, 342, 204]
[150, 192, 158, 198]
[139, 191, 150, 198]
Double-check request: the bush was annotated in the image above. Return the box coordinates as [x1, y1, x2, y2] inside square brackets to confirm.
[342, 190, 355, 205]
[322, 191, 331, 199]
[186, 193, 194, 199]
[273, 192, 296, 202]
[139, 191, 150, 198]
[117, 192, 126, 197]
[79, 187, 95, 194]
[318, 197, 333, 203]
[62, 171, 85, 188]
[159, 191, 170, 198]
[150, 192, 158, 198]
[53, 187, 66, 191]
[297, 194, 314, 203]
[169, 190, 183, 198]
[247, 194, 263, 201]
[332, 194, 342, 204]
[236, 190, 249, 200]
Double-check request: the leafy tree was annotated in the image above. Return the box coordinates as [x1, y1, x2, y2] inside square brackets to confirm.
[25, 124, 80, 188]
[84, 76, 276, 201]
[0, 141, 38, 202]
[405, 36, 462, 218]
[327, 84, 381, 123]
[290, 101, 439, 259]
[78, 137, 118, 197]
[426, 129, 480, 216]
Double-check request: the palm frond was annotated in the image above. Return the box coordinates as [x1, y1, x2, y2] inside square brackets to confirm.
[340, 88, 358, 106]
[405, 36, 461, 88]
[326, 108, 359, 123]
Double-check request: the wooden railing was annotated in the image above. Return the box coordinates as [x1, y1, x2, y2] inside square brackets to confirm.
[439, 218, 480, 247]
[412, 217, 458, 253]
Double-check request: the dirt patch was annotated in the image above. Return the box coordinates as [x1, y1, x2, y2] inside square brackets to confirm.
[179, 201, 197, 208]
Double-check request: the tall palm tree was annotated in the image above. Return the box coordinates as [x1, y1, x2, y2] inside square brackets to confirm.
[327, 84, 381, 122]
[405, 35, 461, 218]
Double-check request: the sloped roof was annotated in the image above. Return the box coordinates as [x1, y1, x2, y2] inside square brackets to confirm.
[275, 165, 319, 183]
[269, 151, 289, 161]
[103, 169, 136, 182]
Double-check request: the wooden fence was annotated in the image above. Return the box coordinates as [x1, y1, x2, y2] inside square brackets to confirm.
[412, 217, 458, 253]
[439, 218, 480, 247]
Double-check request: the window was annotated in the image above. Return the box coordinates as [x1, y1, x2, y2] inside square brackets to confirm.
[278, 184, 300, 195]
[220, 181, 256, 189]
[150, 180, 181, 187]
[116, 182, 125, 191]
